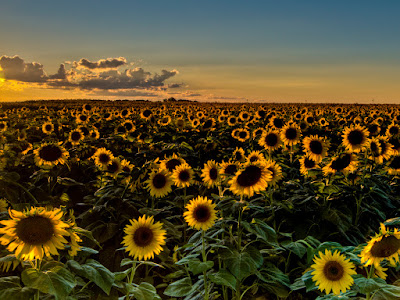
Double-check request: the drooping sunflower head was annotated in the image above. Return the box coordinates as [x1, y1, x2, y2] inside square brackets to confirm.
[232, 147, 246, 163]
[270, 116, 284, 129]
[264, 160, 283, 186]
[201, 160, 221, 188]
[229, 161, 272, 198]
[246, 150, 265, 164]
[220, 161, 239, 179]
[303, 135, 330, 162]
[299, 155, 320, 176]
[183, 196, 217, 231]
[172, 163, 195, 188]
[322, 153, 357, 176]
[342, 125, 369, 153]
[386, 123, 400, 138]
[160, 153, 186, 173]
[280, 123, 301, 146]
[34, 143, 69, 169]
[122, 215, 166, 261]
[311, 249, 356, 295]
[386, 156, 400, 175]
[140, 109, 153, 120]
[360, 223, 400, 268]
[106, 157, 123, 177]
[145, 168, 173, 198]
[0, 207, 75, 261]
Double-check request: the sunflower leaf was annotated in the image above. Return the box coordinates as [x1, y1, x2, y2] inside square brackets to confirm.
[0, 276, 35, 300]
[164, 277, 193, 297]
[187, 259, 214, 275]
[353, 275, 386, 294]
[22, 266, 76, 299]
[208, 270, 237, 291]
[67, 259, 115, 295]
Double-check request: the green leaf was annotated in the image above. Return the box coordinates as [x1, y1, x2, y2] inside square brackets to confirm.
[0, 276, 34, 300]
[354, 275, 386, 294]
[245, 246, 263, 267]
[22, 266, 76, 299]
[208, 270, 237, 291]
[73, 227, 101, 248]
[187, 259, 214, 275]
[67, 259, 115, 295]
[129, 282, 162, 300]
[281, 240, 308, 258]
[223, 249, 258, 281]
[164, 277, 193, 297]
[372, 284, 400, 300]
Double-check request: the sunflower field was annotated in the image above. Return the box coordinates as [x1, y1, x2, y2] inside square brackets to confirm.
[1, 100, 400, 299]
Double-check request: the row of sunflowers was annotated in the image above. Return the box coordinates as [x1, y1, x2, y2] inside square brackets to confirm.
[0, 100, 399, 299]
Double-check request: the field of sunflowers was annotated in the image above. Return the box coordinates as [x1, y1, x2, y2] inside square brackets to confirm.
[1, 100, 400, 299]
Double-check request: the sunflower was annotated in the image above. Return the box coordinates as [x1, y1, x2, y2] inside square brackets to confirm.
[252, 127, 265, 140]
[42, 121, 54, 135]
[75, 113, 89, 124]
[0, 207, 73, 261]
[140, 109, 153, 121]
[160, 153, 187, 173]
[0, 121, 7, 133]
[322, 153, 357, 176]
[122, 120, 136, 132]
[303, 135, 330, 162]
[158, 115, 172, 126]
[386, 156, 400, 175]
[368, 136, 393, 164]
[304, 115, 315, 126]
[122, 215, 166, 261]
[299, 155, 320, 176]
[386, 123, 400, 138]
[219, 161, 239, 179]
[183, 196, 217, 231]
[106, 157, 123, 177]
[264, 160, 283, 186]
[311, 249, 356, 295]
[232, 147, 246, 163]
[258, 129, 282, 151]
[235, 128, 250, 142]
[360, 223, 400, 268]
[91, 148, 114, 169]
[171, 163, 195, 188]
[145, 168, 173, 198]
[368, 122, 381, 136]
[342, 125, 369, 153]
[227, 116, 237, 126]
[202, 118, 216, 131]
[246, 150, 265, 164]
[89, 128, 100, 139]
[280, 123, 301, 146]
[270, 116, 284, 129]
[34, 143, 69, 169]
[229, 162, 272, 197]
[69, 129, 85, 146]
[201, 160, 221, 188]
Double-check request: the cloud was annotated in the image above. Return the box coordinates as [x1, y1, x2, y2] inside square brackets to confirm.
[49, 64, 66, 80]
[73, 57, 127, 69]
[168, 83, 183, 88]
[0, 55, 47, 82]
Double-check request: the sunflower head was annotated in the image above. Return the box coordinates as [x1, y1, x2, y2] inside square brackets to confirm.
[280, 123, 301, 146]
[342, 125, 369, 153]
[201, 160, 221, 188]
[183, 196, 217, 231]
[0, 207, 79, 261]
[172, 163, 195, 188]
[122, 215, 166, 261]
[34, 143, 69, 169]
[311, 249, 356, 295]
[145, 168, 173, 198]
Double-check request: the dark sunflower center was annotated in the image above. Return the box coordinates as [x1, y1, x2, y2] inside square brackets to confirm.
[304, 157, 316, 168]
[307, 116, 314, 124]
[80, 115, 87, 121]
[323, 261, 344, 281]
[153, 174, 167, 189]
[239, 131, 247, 139]
[121, 109, 128, 116]
[285, 128, 297, 140]
[225, 164, 237, 175]
[99, 153, 111, 164]
[348, 130, 364, 145]
[45, 125, 52, 131]
[331, 154, 351, 171]
[235, 151, 243, 161]
[370, 235, 400, 258]
[143, 110, 152, 117]
[273, 118, 284, 128]
[237, 165, 262, 187]
[122, 166, 131, 173]
[209, 168, 218, 180]
[84, 104, 92, 111]
[266, 133, 278, 146]
[0, 123, 5, 129]
[16, 216, 54, 245]
[389, 138, 400, 150]
[117, 126, 126, 133]
[39, 145, 63, 162]
[107, 161, 119, 173]
[71, 131, 81, 141]
[178, 170, 190, 182]
[390, 126, 399, 135]
[124, 123, 133, 131]
[193, 205, 211, 223]
[379, 141, 387, 154]
[370, 142, 379, 154]
[242, 113, 248, 119]
[166, 159, 181, 172]
[369, 124, 378, 134]
[229, 117, 236, 124]
[249, 156, 258, 162]
[203, 120, 213, 129]
[389, 157, 400, 169]
[310, 140, 323, 154]
[133, 226, 154, 247]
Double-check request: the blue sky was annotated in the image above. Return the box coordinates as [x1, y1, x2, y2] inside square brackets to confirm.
[1, 1, 400, 102]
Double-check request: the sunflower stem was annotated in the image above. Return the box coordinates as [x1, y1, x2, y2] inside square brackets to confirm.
[34, 289, 40, 300]
[126, 262, 137, 300]
[201, 230, 209, 300]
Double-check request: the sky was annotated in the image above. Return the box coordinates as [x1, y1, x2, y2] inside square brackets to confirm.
[1, 0, 400, 103]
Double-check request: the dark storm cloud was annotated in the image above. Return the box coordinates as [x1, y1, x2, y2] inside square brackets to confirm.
[49, 64, 66, 80]
[0, 55, 47, 82]
[168, 83, 183, 88]
[74, 57, 127, 69]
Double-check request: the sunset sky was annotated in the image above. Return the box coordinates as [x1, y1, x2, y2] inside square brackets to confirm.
[1, 1, 400, 103]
